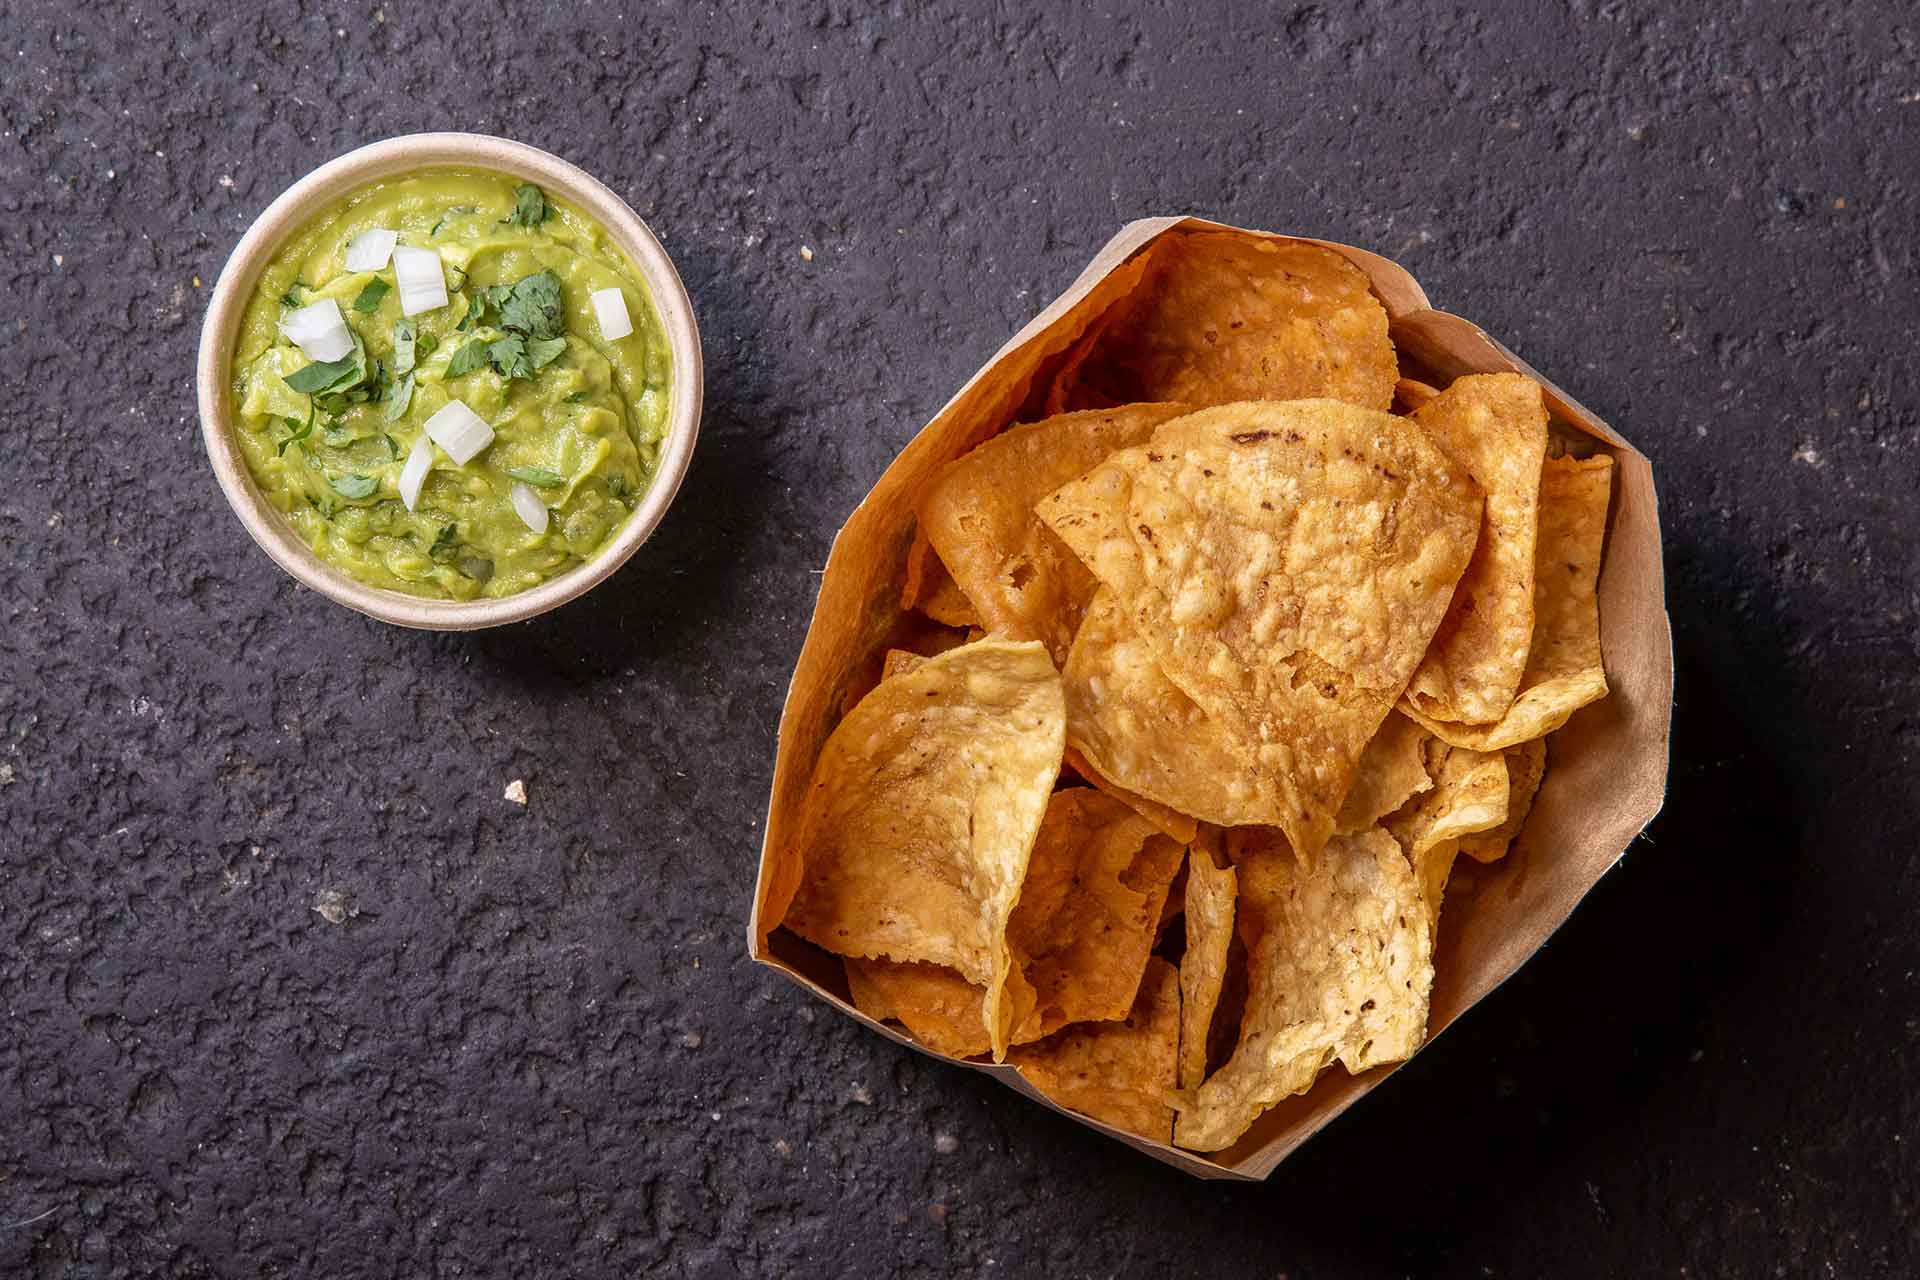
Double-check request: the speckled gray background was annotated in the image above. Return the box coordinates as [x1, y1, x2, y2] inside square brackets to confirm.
[3, 2, 1917, 1276]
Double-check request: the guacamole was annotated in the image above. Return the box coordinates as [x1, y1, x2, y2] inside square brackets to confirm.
[231, 170, 671, 599]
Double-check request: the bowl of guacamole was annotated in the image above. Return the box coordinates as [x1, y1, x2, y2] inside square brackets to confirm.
[199, 134, 702, 629]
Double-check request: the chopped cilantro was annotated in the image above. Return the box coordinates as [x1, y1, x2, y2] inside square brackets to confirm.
[497, 270, 564, 339]
[382, 433, 402, 460]
[487, 335, 530, 379]
[277, 401, 316, 456]
[429, 205, 476, 238]
[506, 183, 550, 228]
[393, 319, 417, 376]
[352, 277, 391, 313]
[505, 466, 566, 489]
[563, 390, 590, 404]
[526, 335, 567, 370]
[329, 473, 379, 500]
[384, 373, 415, 422]
[284, 329, 368, 396]
[447, 339, 491, 377]
[428, 523, 460, 562]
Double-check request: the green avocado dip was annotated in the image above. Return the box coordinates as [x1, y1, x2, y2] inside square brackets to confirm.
[231, 170, 670, 599]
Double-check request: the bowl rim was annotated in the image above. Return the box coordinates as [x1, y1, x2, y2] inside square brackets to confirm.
[196, 131, 705, 630]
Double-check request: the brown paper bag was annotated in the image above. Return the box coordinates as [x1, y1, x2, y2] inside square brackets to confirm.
[747, 218, 1673, 1180]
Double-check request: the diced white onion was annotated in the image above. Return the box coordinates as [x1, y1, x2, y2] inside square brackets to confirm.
[343, 228, 398, 272]
[399, 434, 434, 511]
[590, 287, 633, 341]
[509, 482, 549, 535]
[392, 245, 449, 316]
[277, 299, 353, 362]
[422, 399, 494, 465]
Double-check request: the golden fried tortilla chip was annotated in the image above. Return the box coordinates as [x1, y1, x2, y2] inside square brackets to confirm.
[1402, 374, 1551, 725]
[1459, 738, 1548, 864]
[1039, 400, 1483, 864]
[780, 638, 1064, 1059]
[918, 403, 1191, 663]
[900, 525, 980, 627]
[1402, 455, 1614, 750]
[844, 958, 996, 1059]
[843, 787, 1180, 1054]
[881, 648, 929, 681]
[1009, 957, 1181, 1143]
[1393, 376, 1441, 414]
[1178, 850, 1238, 1091]
[1388, 736, 1510, 859]
[1173, 828, 1434, 1152]
[1334, 711, 1433, 834]
[1013, 789, 1185, 1037]
[1063, 588, 1284, 828]
[1062, 744, 1199, 843]
[1068, 233, 1398, 412]
[1384, 735, 1510, 921]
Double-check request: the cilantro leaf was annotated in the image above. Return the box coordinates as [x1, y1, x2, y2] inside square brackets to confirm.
[447, 339, 491, 377]
[415, 331, 439, 359]
[506, 183, 550, 227]
[352, 277, 391, 313]
[505, 466, 566, 489]
[526, 335, 567, 370]
[277, 401, 316, 456]
[279, 289, 303, 309]
[329, 473, 378, 500]
[384, 373, 415, 422]
[383, 433, 401, 460]
[487, 335, 530, 379]
[284, 328, 368, 396]
[393, 319, 417, 376]
[429, 523, 459, 562]
[429, 205, 476, 238]
[285, 352, 360, 395]
[497, 270, 564, 340]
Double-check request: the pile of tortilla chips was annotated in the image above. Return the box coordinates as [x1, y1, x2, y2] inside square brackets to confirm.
[767, 229, 1615, 1155]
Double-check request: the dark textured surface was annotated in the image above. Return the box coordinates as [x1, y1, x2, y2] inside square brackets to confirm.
[3, 1, 1917, 1275]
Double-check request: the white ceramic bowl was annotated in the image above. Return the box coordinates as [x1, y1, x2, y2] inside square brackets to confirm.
[197, 133, 704, 629]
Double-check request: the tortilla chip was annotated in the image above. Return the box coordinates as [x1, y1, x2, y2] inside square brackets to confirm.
[1178, 850, 1238, 1091]
[881, 648, 929, 681]
[1038, 399, 1483, 864]
[918, 403, 1191, 663]
[1067, 233, 1398, 412]
[1402, 455, 1613, 750]
[843, 787, 1180, 1053]
[1009, 957, 1181, 1143]
[844, 958, 994, 1059]
[1389, 735, 1510, 858]
[1063, 588, 1284, 828]
[1173, 827, 1434, 1152]
[1013, 789, 1186, 1037]
[1334, 711, 1432, 834]
[900, 525, 980, 627]
[1402, 374, 1551, 725]
[780, 638, 1064, 1058]
[1062, 744, 1199, 843]
[1383, 733, 1510, 921]
[1459, 737, 1548, 864]
[1393, 376, 1441, 414]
